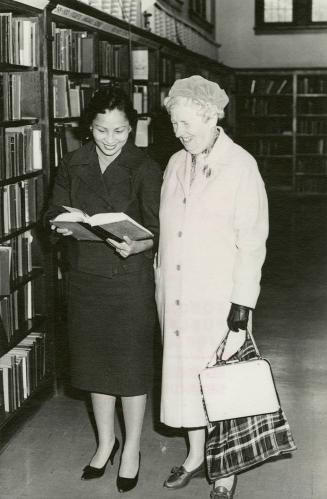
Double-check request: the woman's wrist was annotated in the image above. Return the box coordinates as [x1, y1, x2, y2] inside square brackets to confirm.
[132, 239, 153, 255]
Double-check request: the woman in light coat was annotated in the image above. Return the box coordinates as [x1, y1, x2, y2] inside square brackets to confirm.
[155, 75, 269, 499]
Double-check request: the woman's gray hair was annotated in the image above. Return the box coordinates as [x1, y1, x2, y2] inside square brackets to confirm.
[164, 75, 229, 122]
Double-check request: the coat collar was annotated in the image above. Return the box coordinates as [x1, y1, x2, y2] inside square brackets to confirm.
[68, 139, 139, 204]
[175, 127, 234, 196]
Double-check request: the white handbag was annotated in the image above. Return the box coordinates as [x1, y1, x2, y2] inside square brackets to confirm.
[199, 329, 280, 422]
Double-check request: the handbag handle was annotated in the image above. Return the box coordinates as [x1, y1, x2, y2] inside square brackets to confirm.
[216, 328, 261, 363]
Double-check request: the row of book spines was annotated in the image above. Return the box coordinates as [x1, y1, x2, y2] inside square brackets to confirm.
[297, 100, 327, 114]
[0, 14, 39, 66]
[0, 332, 46, 414]
[297, 158, 327, 175]
[0, 126, 42, 180]
[237, 78, 292, 95]
[238, 98, 292, 116]
[53, 75, 93, 119]
[0, 230, 37, 296]
[98, 42, 129, 78]
[0, 71, 40, 121]
[296, 177, 327, 194]
[297, 138, 327, 154]
[0, 176, 42, 237]
[297, 118, 327, 134]
[52, 24, 133, 78]
[133, 84, 160, 114]
[297, 77, 327, 94]
[160, 57, 178, 85]
[54, 123, 82, 168]
[52, 24, 94, 73]
[0, 276, 43, 344]
[240, 138, 292, 156]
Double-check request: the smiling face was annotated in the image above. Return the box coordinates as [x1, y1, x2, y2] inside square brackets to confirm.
[170, 99, 216, 155]
[92, 108, 131, 162]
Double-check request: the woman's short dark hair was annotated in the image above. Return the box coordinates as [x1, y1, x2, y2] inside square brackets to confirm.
[81, 85, 137, 139]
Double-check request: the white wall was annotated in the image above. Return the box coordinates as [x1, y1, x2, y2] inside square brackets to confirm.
[216, 0, 327, 68]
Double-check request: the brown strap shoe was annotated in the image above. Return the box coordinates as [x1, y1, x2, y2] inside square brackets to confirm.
[163, 462, 205, 489]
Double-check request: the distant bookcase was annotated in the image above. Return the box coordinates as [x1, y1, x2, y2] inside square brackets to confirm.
[234, 70, 327, 196]
[0, 2, 51, 429]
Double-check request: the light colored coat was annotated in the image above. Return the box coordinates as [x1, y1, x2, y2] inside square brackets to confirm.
[155, 127, 269, 428]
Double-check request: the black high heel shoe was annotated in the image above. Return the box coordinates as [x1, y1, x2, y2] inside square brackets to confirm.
[116, 453, 141, 493]
[81, 438, 120, 480]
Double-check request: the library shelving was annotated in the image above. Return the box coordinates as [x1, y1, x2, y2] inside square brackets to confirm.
[0, 1, 52, 432]
[234, 69, 327, 196]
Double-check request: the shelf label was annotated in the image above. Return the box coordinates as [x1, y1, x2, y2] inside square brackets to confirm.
[53, 4, 130, 40]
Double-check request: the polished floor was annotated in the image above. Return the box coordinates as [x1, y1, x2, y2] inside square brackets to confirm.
[0, 196, 326, 499]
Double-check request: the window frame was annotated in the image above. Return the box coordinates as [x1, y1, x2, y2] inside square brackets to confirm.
[188, 0, 214, 33]
[255, 0, 327, 34]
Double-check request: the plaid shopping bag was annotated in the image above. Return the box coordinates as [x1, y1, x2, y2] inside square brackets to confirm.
[205, 334, 297, 480]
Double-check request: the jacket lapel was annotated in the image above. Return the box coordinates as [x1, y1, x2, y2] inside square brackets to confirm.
[70, 142, 110, 205]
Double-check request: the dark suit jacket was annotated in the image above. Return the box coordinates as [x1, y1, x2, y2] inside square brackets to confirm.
[45, 139, 162, 278]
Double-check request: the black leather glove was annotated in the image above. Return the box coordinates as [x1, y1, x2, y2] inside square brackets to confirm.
[227, 303, 251, 332]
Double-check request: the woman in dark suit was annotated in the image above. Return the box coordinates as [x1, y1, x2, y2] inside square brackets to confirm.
[45, 87, 162, 493]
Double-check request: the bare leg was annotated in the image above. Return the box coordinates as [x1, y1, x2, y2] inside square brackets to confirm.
[183, 427, 206, 471]
[119, 394, 147, 478]
[214, 475, 235, 490]
[89, 392, 116, 468]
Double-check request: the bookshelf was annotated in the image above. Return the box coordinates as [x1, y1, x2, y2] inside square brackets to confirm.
[0, 1, 51, 430]
[234, 69, 327, 196]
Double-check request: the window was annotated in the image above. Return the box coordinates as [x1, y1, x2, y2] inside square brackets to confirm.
[191, 0, 207, 19]
[189, 0, 214, 30]
[312, 0, 327, 21]
[263, 0, 293, 23]
[255, 0, 327, 32]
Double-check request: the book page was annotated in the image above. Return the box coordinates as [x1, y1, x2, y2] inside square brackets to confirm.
[89, 212, 153, 236]
[53, 211, 88, 223]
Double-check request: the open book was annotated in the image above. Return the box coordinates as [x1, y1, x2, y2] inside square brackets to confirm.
[50, 206, 154, 242]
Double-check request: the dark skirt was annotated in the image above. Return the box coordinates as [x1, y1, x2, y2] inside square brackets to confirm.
[67, 264, 156, 396]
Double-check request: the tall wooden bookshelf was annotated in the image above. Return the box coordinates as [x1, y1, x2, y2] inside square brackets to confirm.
[0, 1, 52, 432]
[234, 69, 327, 196]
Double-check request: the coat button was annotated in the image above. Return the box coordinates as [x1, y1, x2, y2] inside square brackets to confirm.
[176, 265, 181, 271]
[174, 330, 180, 337]
[183, 197, 186, 204]
[175, 299, 180, 306]
[178, 231, 182, 237]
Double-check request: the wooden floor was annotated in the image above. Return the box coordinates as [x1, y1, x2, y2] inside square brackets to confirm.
[0, 196, 326, 499]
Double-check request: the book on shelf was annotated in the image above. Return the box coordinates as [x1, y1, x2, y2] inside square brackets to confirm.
[0, 245, 11, 296]
[276, 79, 289, 94]
[3, 125, 42, 179]
[50, 206, 154, 242]
[132, 49, 149, 80]
[0, 176, 42, 236]
[54, 123, 81, 166]
[135, 117, 151, 147]
[0, 332, 46, 412]
[53, 74, 70, 118]
[52, 24, 95, 73]
[133, 85, 148, 114]
[0, 354, 15, 412]
[0, 13, 38, 66]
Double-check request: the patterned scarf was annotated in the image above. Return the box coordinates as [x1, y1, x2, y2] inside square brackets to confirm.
[190, 128, 220, 186]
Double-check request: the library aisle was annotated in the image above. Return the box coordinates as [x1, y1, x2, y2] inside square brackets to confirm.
[0, 197, 326, 499]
